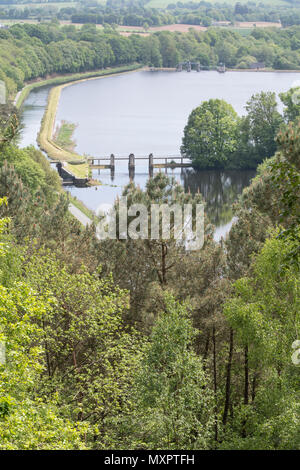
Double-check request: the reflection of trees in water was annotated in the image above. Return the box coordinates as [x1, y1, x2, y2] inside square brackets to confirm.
[182, 169, 256, 226]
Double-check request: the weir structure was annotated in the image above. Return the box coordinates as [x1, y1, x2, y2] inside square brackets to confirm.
[176, 61, 201, 72]
[176, 61, 226, 73]
[88, 154, 193, 179]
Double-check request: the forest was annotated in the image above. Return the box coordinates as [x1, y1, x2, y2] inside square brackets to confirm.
[0, 20, 299, 450]
[2, 21, 300, 100]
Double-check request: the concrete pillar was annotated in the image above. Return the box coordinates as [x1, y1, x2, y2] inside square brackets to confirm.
[149, 153, 153, 177]
[128, 153, 135, 169]
[128, 153, 135, 180]
[129, 166, 135, 181]
[110, 153, 115, 170]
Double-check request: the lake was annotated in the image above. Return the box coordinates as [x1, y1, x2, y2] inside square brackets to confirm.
[20, 70, 300, 239]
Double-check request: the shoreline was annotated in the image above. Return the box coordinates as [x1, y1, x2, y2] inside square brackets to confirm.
[227, 68, 300, 73]
[15, 64, 143, 109]
[15, 64, 300, 109]
[34, 64, 300, 180]
[26, 65, 142, 180]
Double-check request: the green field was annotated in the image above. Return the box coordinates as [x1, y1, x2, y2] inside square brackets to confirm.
[54, 121, 77, 152]
[229, 27, 253, 36]
[146, 0, 286, 7]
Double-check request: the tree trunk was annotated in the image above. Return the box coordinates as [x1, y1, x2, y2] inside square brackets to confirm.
[244, 344, 249, 405]
[222, 327, 234, 426]
[202, 330, 210, 366]
[212, 326, 218, 442]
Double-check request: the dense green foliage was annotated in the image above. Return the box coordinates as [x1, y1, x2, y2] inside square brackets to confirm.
[2, 21, 300, 100]
[0, 198, 88, 449]
[0, 20, 299, 450]
[181, 98, 239, 168]
[117, 297, 216, 449]
[222, 235, 300, 449]
[182, 91, 286, 169]
[271, 118, 300, 263]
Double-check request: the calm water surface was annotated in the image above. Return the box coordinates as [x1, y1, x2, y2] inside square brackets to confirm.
[20, 70, 300, 239]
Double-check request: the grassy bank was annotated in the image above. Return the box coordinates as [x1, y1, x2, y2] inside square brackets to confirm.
[35, 64, 142, 179]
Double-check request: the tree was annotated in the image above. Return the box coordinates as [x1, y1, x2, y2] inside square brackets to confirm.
[181, 99, 239, 169]
[270, 118, 300, 266]
[279, 86, 300, 123]
[120, 296, 215, 449]
[222, 235, 300, 450]
[228, 117, 300, 271]
[0, 104, 19, 150]
[97, 173, 213, 330]
[215, 40, 238, 67]
[243, 91, 283, 159]
[157, 32, 179, 67]
[230, 91, 284, 169]
[0, 199, 87, 449]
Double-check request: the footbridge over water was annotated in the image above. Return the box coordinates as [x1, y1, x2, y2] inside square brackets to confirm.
[88, 154, 193, 179]
[175, 61, 226, 73]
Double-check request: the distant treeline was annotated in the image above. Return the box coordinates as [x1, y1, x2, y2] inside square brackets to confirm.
[1, 22, 300, 98]
[70, 8, 174, 28]
[2, 0, 300, 27]
[166, 1, 300, 27]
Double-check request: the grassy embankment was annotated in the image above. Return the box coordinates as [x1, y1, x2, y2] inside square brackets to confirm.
[32, 64, 141, 179]
[37, 83, 87, 178]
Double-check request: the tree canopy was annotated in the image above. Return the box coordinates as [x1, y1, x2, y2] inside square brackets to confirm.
[181, 99, 238, 168]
